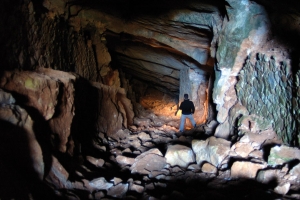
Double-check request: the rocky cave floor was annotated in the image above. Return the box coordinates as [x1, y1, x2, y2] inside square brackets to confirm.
[55, 122, 300, 200]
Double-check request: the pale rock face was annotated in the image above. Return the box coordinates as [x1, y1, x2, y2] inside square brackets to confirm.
[192, 137, 231, 167]
[231, 161, 266, 179]
[165, 144, 195, 168]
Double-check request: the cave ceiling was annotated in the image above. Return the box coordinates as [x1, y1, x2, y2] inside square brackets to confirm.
[64, 0, 223, 95]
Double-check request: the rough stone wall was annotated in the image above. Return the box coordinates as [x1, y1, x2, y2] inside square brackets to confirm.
[0, 0, 111, 82]
[236, 54, 295, 144]
[213, 0, 300, 145]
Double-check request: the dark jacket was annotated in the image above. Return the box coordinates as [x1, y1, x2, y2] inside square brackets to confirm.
[179, 99, 195, 115]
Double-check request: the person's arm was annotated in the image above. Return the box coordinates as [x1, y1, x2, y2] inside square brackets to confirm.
[175, 103, 181, 116]
[191, 101, 195, 114]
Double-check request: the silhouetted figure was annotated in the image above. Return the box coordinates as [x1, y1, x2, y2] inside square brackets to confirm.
[175, 94, 196, 132]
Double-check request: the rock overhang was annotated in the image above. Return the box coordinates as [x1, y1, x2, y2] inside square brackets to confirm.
[65, 0, 222, 95]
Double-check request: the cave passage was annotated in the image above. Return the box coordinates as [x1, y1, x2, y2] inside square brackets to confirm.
[1, 0, 300, 199]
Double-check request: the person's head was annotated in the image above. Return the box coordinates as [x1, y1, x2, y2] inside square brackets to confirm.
[184, 94, 188, 99]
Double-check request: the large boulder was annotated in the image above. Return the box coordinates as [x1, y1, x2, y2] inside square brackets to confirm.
[0, 92, 44, 180]
[268, 145, 300, 166]
[165, 144, 195, 168]
[192, 137, 231, 167]
[231, 161, 266, 179]
[45, 156, 71, 189]
[92, 82, 134, 137]
[0, 69, 77, 153]
[130, 148, 167, 175]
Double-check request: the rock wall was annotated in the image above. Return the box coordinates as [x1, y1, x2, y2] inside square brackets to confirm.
[213, 0, 300, 145]
[0, 0, 112, 82]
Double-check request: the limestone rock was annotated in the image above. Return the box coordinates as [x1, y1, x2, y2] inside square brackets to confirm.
[0, 89, 15, 104]
[256, 169, 285, 184]
[89, 177, 113, 191]
[112, 177, 123, 185]
[231, 161, 266, 179]
[187, 164, 201, 172]
[201, 163, 217, 174]
[138, 132, 152, 142]
[249, 150, 264, 159]
[240, 129, 278, 149]
[45, 156, 71, 189]
[0, 104, 44, 180]
[94, 191, 105, 199]
[214, 119, 230, 139]
[116, 155, 135, 166]
[0, 69, 78, 153]
[92, 83, 134, 137]
[38, 68, 77, 153]
[107, 183, 129, 198]
[133, 117, 151, 128]
[130, 184, 145, 193]
[274, 182, 290, 195]
[86, 156, 105, 167]
[130, 148, 166, 175]
[289, 163, 300, 179]
[268, 145, 300, 166]
[192, 137, 231, 167]
[165, 144, 195, 168]
[0, 70, 59, 120]
[231, 142, 254, 158]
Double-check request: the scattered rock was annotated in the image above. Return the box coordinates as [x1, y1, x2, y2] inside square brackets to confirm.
[116, 155, 135, 166]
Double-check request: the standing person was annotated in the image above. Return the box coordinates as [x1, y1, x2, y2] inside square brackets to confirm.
[175, 94, 196, 132]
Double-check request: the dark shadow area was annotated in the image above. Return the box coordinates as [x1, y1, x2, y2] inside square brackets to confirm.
[0, 120, 59, 200]
[68, 0, 228, 20]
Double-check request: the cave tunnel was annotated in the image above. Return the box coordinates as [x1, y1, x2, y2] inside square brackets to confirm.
[0, 0, 300, 199]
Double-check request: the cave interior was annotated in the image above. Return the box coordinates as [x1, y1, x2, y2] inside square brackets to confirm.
[0, 0, 300, 199]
